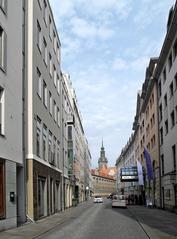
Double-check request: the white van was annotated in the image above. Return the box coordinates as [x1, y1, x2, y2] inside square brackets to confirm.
[112, 195, 127, 208]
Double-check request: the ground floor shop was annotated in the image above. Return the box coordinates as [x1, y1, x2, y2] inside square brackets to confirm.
[27, 159, 62, 221]
[0, 159, 25, 231]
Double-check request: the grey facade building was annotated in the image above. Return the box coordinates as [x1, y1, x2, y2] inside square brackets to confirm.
[0, 0, 26, 230]
[24, 0, 63, 221]
[155, 4, 177, 210]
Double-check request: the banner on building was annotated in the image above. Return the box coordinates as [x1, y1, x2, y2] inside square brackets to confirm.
[143, 148, 154, 180]
[136, 160, 144, 185]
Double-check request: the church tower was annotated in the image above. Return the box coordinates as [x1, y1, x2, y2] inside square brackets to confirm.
[98, 139, 108, 170]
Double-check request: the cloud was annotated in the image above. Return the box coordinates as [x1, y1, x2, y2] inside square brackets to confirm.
[112, 56, 149, 72]
[70, 17, 114, 40]
[49, 0, 175, 167]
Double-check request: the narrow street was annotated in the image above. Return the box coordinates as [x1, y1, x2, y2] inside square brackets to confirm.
[36, 199, 151, 239]
[1, 199, 177, 239]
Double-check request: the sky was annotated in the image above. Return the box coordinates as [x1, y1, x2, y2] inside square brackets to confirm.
[49, 0, 175, 168]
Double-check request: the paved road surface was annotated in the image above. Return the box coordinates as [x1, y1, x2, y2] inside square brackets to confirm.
[37, 199, 149, 239]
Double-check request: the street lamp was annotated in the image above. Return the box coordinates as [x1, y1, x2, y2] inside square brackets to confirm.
[86, 186, 89, 200]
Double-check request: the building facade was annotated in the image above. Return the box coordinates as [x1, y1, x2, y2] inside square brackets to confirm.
[0, 0, 26, 230]
[92, 174, 116, 197]
[116, 3, 177, 212]
[155, 4, 177, 211]
[115, 134, 138, 198]
[132, 58, 160, 207]
[25, 0, 63, 221]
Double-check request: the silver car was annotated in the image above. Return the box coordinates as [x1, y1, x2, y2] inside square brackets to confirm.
[93, 196, 103, 203]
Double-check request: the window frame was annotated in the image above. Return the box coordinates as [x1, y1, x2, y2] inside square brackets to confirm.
[37, 68, 42, 98]
[37, 20, 42, 53]
[0, 0, 7, 14]
[0, 86, 5, 136]
[0, 24, 6, 72]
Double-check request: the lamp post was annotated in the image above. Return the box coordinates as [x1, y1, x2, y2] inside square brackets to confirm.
[86, 186, 89, 200]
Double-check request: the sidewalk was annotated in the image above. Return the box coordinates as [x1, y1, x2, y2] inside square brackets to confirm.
[0, 202, 88, 239]
[127, 206, 177, 239]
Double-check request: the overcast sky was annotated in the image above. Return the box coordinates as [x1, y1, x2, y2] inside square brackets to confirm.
[49, 0, 175, 168]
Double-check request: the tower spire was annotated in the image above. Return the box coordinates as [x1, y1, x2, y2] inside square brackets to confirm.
[98, 138, 108, 170]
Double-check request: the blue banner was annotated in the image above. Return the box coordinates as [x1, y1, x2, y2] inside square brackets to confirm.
[143, 148, 154, 180]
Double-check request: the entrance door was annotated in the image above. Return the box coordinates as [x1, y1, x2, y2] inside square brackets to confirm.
[38, 177, 45, 218]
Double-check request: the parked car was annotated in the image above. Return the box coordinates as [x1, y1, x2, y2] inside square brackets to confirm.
[112, 195, 127, 208]
[93, 196, 103, 203]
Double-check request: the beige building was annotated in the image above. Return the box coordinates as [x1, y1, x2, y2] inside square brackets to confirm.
[133, 58, 160, 207]
[92, 174, 116, 197]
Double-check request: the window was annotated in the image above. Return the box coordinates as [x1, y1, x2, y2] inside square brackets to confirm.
[0, 0, 7, 13]
[168, 53, 172, 71]
[161, 154, 164, 176]
[49, 92, 52, 115]
[173, 38, 177, 59]
[48, 131, 52, 163]
[38, 0, 42, 9]
[37, 21, 42, 52]
[57, 74, 60, 94]
[0, 25, 6, 70]
[49, 53, 52, 77]
[42, 124, 47, 160]
[57, 141, 60, 168]
[54, 100, 57, 122]
[142, 120, 144, 127]
[165, 119, 168, 135]
[57, 43, 60, 63]
[152, 113, 155, 126]
[164, 94, 167, 108]
[53, 31, 57, 52]
[163, 68, 166, 83]
[53, 137, 56, 165]
[159, 104, 162, 121]
[53, 65, 56, 86]
[49, 16, 52, 39]
[68, 126, 72, 140]
[160, 127, 163, 145]
[171, 110, 175, 128]
[172, 145, 176, 171]
[169, 81, 173, 98]
[158, 80, 162, 97]
[43, 81, 47, 107]
[57, 107, 60, 126]
[43, 0, 47, 25]
[43, 38, 47, 65]
[175, 73, 177, 90]
[36, 117, 42, 157]
[0, 161, 5, 218]
[151, 93, 154, 104]
[37, 68, 42, 98]
[0, 87, 4, 135]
